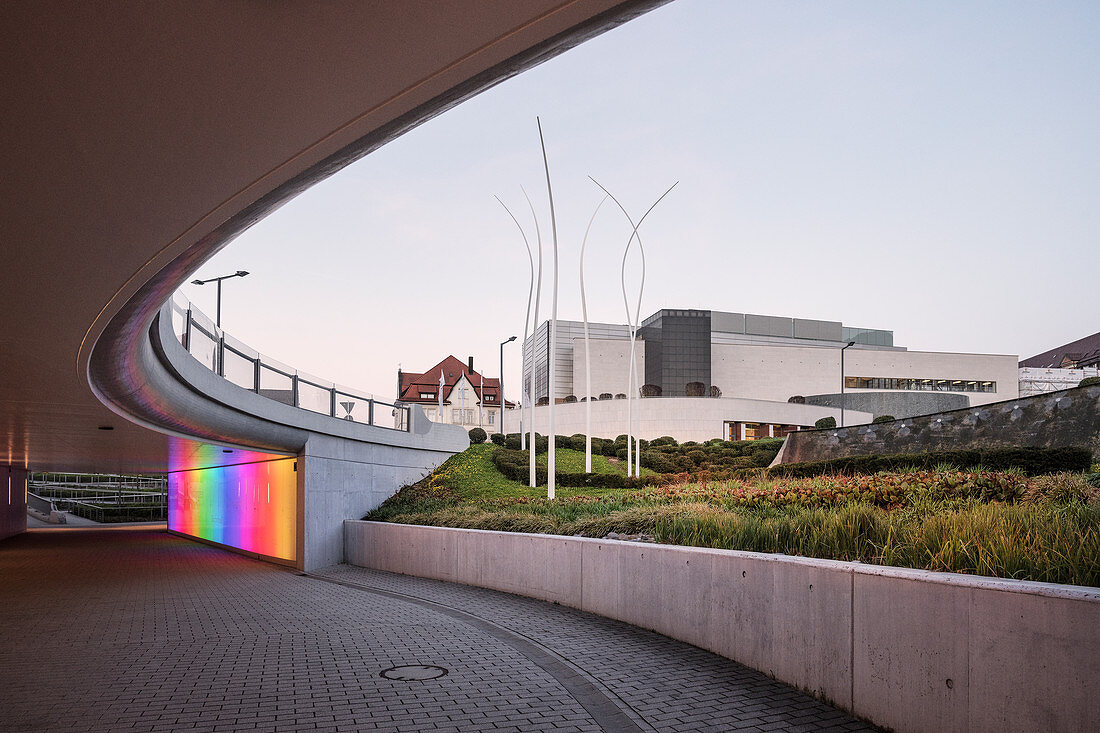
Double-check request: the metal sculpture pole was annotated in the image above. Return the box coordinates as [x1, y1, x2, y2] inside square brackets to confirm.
[523, 188, 543, 488]
[495, 195, 536, 453]
[537, 118, 559, 501]
[589, 178, 679, 477]
[580, 195, 608, 474]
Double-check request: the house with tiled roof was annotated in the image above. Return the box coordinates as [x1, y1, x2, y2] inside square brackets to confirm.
[397, 356, 511, 431]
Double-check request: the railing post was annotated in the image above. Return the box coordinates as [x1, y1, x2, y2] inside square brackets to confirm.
[253, 358, 261, 393]
[330, 388, 337, 418]
[217, 334, 225, 377]
[184, 307, 193, 352]
[368, 399, 374, 426]
[291, 374, 299, 408]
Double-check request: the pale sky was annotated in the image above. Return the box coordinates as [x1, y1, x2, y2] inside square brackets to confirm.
[182, 0, 1100, 402]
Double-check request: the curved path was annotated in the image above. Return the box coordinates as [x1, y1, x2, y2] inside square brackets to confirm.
[0, 528, 877, 732]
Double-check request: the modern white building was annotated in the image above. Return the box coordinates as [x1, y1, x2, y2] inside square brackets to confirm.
[508, 309, 1018, 442]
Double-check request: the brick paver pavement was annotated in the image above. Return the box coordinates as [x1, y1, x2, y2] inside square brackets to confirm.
[0, 528, 878, 732]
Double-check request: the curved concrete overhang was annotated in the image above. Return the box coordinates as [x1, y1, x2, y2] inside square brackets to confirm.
[2, 1, 668, 471]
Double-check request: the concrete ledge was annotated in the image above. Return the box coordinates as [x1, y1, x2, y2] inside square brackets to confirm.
[345, 521, 1100, 733]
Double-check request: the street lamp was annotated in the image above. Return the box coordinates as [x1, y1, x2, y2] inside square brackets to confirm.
[190, 270, 249, 328]
[500, 336, 516, 435]
[840, 340, 855, 427]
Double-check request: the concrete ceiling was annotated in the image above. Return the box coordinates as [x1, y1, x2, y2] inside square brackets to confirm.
[1, 1, 667, 474]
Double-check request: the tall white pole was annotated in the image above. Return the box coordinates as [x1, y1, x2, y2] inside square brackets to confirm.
[589, 178, 679, 479]
[538, 118, 559, 501]
[523, 188, 543, 488]
[580, 196, 608, 474]
[496, 195, 536, 453]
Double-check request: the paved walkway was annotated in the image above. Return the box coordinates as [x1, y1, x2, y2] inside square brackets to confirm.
[0, 528, 878, 732]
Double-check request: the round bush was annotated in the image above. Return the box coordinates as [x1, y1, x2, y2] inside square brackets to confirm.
[815, 416, 837, 430]
[468, 427, 487, 444]
[489, 432, 505, 446]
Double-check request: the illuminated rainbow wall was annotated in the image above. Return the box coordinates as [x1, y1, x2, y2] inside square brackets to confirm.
[168, 443, 298, 562]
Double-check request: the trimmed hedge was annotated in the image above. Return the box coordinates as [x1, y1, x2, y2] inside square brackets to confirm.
[490, 448, 661, 489]
[489, 433, 505, 446]
[468, 427, 487, 444]
[769, 446, 1092, 479]
[815, 416, 836, 430]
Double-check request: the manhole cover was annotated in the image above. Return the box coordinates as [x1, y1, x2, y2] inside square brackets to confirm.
[380, 664, 448, 681]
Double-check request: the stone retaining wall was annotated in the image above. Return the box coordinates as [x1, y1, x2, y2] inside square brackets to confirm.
[778, 383, 1100, 465]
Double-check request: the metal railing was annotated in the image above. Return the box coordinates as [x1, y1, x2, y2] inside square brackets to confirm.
[168, 294, 410, 432]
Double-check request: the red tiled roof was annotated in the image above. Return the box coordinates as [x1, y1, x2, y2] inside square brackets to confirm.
[397, 355, 514, 407]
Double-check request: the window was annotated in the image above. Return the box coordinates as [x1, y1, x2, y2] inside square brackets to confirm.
[419, 392, 434, 399]
[845, 376, 995, 393]
[485, 394, 495, 402]
[487, 411, 494, 425]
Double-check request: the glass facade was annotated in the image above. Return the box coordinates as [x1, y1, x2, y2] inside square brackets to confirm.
[640, 310, 712, 397]
[845, 377, 996, 393]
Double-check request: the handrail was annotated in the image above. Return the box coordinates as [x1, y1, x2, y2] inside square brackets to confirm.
[169, 293, 410, 431]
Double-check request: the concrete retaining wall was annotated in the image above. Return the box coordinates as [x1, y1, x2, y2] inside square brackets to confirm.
[1, 466, 28, 541]
[345, 521, 1100, 733]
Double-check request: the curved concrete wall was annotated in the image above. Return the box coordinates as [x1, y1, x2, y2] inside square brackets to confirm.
[803, 391, 969, 420]
[345, 521, 1100, 733]
[779, 383, 1100, 465]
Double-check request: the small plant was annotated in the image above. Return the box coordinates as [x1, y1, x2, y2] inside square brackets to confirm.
[1079, 376, 1100, 388]
[872, 415, 896, 424]
[815, 416, 837, 430]
[468, 427, 487, 444]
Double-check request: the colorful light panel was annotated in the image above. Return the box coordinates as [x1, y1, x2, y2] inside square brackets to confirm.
[168, 442, 297, 562]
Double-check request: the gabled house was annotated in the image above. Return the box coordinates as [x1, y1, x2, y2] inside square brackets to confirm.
[397, 356, 511, 431]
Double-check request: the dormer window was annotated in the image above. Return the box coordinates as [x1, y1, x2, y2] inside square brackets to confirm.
[419, 392, 434, 399]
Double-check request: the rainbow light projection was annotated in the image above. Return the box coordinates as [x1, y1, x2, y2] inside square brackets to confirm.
[168, 440, 297, 562]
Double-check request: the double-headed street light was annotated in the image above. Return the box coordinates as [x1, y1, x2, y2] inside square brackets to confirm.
[191, 270, 249, 328]
[500, 336, 517, 434]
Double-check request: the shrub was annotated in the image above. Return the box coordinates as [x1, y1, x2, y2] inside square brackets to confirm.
[685, 381, 706, 397]
[468, 427, 487, 444]
[599, 393, 613, 401]
[769, 446, 1093, 479]
[563, 394, 577, 403]
[709, 385, 722, 398]
[641, 384, 662, 397]
[815, 416, 837, 430]
[554, 434, 572, 449]
[569, 434, 587, 451]
[490, 433, 505, 446]
[1079, 376, 1100, 388]
[504, 434, 522, 450]
[536, 397, 549, 406]
[872, 415, 896, 424]
[788, 395, 806, 404]
[614, 393, 627, 400]
[649, 436, 678, 447]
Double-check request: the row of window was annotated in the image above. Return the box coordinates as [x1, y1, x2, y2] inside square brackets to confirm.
[844, 377, 996, 393]
[417, 392, 496, 402]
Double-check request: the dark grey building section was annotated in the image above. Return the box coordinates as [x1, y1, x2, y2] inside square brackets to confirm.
[639, 309, 711, 397]
[803, 392, 969, 421]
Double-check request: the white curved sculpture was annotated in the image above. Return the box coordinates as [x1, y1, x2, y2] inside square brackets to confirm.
[589, 178, 679, 477]
[494, 194, 535, 456]
[579, 195, 609, 473]
[537, 118, 559, 501]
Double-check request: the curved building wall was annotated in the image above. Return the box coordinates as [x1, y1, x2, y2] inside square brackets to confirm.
[803, 392, 969, 420]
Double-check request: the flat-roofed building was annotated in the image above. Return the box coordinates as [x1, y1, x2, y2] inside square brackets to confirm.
[507, 309, 1018, 442]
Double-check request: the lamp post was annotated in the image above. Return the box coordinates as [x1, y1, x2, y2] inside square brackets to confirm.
[840, 340, 855, 427]
[190, 270, 249, 328]
[500, 336, 516, 435]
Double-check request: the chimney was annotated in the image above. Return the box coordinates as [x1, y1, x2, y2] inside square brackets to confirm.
[468, 356, 474, 373]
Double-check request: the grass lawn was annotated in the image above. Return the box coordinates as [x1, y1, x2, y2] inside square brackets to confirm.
[365, 444, 1100, 586]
